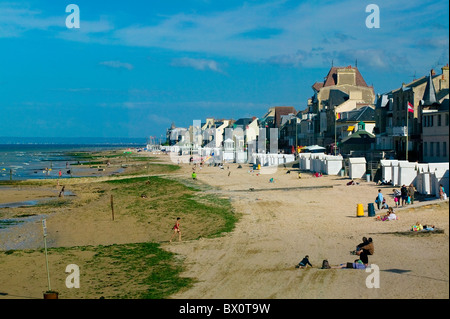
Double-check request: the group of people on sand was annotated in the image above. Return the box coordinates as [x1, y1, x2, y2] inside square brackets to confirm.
[295, 237, 374, 270]
[375, 184, 416, 210]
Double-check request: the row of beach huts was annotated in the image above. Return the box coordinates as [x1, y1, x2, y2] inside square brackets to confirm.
[159, 145, 449, 198]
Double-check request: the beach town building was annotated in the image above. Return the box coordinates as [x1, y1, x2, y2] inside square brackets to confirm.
[279, 113, 302, 153]
[201, 118, 234, 148]
[166, 123, 189, 146]
[339, 121, 376, 157]
[420, 70, 449, 163]
[336, 105, 376, 139]
[297, 109, 316, 147]
[259, 106, 297, 153]
[306, 65, 376, 150]
[422, 98, 449, 163]
[374, 65, 449, 162]
[229, 117, 259, 148]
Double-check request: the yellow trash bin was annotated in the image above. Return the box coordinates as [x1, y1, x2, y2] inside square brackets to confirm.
[257, 164, 261, 170]
[356, 204, 364, 217]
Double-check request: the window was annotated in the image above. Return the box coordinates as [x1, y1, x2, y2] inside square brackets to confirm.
[436, 142, 440, 157]
[443, 142, 447, 158]
[446, 114, 449, 126]
[430, 142, 434, 157]
[424, 142, 428, 157]
[438, 114, 442, 126]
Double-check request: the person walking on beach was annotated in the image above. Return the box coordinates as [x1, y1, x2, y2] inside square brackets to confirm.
[393, 189, 401, 208]
[408, 184, 416, 205]
[439, 184, 446, 200]
[170, 217, 182, 242]
[376, 189, 384, 210]
[400, 184, 408, 206]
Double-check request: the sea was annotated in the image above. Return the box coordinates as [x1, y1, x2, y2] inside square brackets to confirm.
[0, 138, 147, 181]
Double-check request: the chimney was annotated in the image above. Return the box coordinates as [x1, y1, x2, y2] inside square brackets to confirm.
[431, 69, 436, 76]
[440, 64, 449, 90]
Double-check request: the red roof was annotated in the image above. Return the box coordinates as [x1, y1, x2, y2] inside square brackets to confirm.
[274, 106, 297, 127]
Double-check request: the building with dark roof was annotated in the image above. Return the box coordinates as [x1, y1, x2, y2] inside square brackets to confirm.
[307, 65, 376, 149]
[374, 64, 449, 161]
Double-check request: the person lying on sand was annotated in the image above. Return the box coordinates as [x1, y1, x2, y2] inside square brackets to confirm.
[331, 259, 367, 269]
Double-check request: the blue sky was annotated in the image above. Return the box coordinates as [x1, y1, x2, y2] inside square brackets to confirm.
[0, 0, 448, 139]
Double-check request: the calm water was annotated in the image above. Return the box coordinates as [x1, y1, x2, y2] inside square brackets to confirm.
[0, 144, 145, 181]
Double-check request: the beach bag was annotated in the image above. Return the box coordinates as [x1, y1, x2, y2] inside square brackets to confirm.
[321, 260, 331, 269]
[407, 196, 411, 204]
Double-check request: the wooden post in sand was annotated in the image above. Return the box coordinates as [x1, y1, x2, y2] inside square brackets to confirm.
[110, 195, 115, 221]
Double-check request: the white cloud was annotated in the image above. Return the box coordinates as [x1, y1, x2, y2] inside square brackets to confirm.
[99, 61, 134, 70]
[171, 57, 223, 73]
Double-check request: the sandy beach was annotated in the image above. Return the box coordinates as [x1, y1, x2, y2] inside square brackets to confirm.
[0, 152, 448, 299]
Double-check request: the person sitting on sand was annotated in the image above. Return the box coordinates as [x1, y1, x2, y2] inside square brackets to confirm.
[356, 237, 374, 265]
[331, 259, 367, 269]
[379, 207, 396, 221]
[295, 255, 313, 269]
[351, 237, 368, 255]
[380, 198, 389, 209]
[347, 180, 358, 186]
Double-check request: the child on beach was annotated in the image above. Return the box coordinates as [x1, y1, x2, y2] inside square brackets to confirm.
[295, 255, 313, 269]
[393, 189, 401, 207]
[170, 217, 182, 242]
[377, 207, 397, 221]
